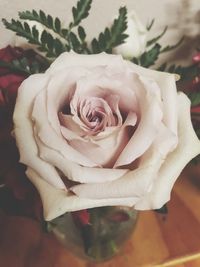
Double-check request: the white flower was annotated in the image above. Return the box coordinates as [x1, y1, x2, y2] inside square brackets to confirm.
[113, 11, 147, 59]
[13, 52, 200, 220]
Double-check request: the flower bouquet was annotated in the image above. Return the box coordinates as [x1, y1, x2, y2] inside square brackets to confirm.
[0, 0, 200, 262]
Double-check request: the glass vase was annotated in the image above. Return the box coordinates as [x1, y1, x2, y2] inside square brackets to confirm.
[48, 206, 138, 262]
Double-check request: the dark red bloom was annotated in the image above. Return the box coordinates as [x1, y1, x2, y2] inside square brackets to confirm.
[193, 52, 200, 63]
[0, 45, 25, 71]
[0, 46, 27, 115]
[0, 46, 43, 221]
[191, 106, 200, 114]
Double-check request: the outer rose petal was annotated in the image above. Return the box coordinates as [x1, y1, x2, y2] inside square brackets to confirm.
[134, 93, 200, 209]
[127, 61, 178, 135]
[47, 51, 125, 75]
[34, 133, 129, 183]
[26, 168, 138, 221]
[13, 74, 66, 189]
[114, 75, 163, 167]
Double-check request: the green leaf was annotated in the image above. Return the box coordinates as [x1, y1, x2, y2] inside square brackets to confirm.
[161, 36, 184, 53]
[189, 92, 200, 106]
[39, 10, 46, 23]
[54, 17, 61, 33]
[78, 26, 86, 41]
[24, 22, 31, 33]
[91, 39, 100, 53]
[32, 26, 39, 39]
[0, 57, 42, 75]
[191, 154, 200, 165]
[132, 57, 139, 65]
[2, 18, 68, 58]
[147, 26, 168, 47]
[2, 18, 39, 45]
[139, 43, 161, 67]
[91, 6, 128, 53]
[109, 7, 128, 47]
[158, 63, 200, 81]
[61, 28, 68, 37]
[40, 29, 47, 43]
[19, 10, 68, 39]
[72, 0, 92, 27]
[46, 33, 54, 51]
[157, 62, 167, 72]
[47, 14, 53, 28]
[69, 32, 81, 52]
[54, 38, 64, 55]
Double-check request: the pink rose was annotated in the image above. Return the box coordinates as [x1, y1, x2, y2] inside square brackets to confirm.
[13, 52, 200, 220]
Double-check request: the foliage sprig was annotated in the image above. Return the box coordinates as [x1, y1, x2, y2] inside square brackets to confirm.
[2, 1, 128, 57]
[2, 19, 68, 58]
[91, 7, 128, 53]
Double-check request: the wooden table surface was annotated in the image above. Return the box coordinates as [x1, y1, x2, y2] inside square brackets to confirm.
[0, 167, 200, 267]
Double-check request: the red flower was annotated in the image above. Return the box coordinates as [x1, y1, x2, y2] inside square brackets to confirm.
[0, 46, 43, 221]
[0, 46, 27, 115]
[192, 52, 200, 63]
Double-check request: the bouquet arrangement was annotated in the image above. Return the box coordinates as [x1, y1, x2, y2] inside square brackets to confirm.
[0, 0, 200, 261]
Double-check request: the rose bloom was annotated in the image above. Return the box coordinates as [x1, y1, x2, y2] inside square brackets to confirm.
[13, 52, 200, 220]
[113, 11, 147, 59]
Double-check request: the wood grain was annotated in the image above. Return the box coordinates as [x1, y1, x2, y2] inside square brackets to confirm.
[0, 167, 200, 267]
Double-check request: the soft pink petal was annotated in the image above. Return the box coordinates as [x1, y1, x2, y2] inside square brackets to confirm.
[71, 162, 161, 199]
[59, 113, 85, 137]
[13, 74, 66, 189]
[134, 93, 200, 210]
[71, 71, 139, 115]
[127, 61, 178, 135]
[114, 76, 163, 167]
[32, 89, 98, 167]
[33, 135, 129, 183]
[27, 168, 138, 221]
[47, 51, 125, 75]
[68, 112, 137, 167]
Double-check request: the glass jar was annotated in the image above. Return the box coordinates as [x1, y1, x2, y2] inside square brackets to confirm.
[48, 206, 138, 262]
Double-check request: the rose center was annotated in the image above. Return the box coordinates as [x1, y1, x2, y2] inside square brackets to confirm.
[73, 97, 112, 134]
[88, 114, 101, 123]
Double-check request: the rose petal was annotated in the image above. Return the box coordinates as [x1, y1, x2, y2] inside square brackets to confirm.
[68, 112, 137, 167]
[47, 51, 125, 75]
[34, 132, 129, 183]
[32, 83, 98, 167]
[114, 75, 163, 167]
[26, 168, 138, 221]
[71, 162, 162, 199]
[134, 93, 200, 210]
[13, 75, 66, 189]
[71, 71, 139, 114]
[127, 61, 178, 135]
